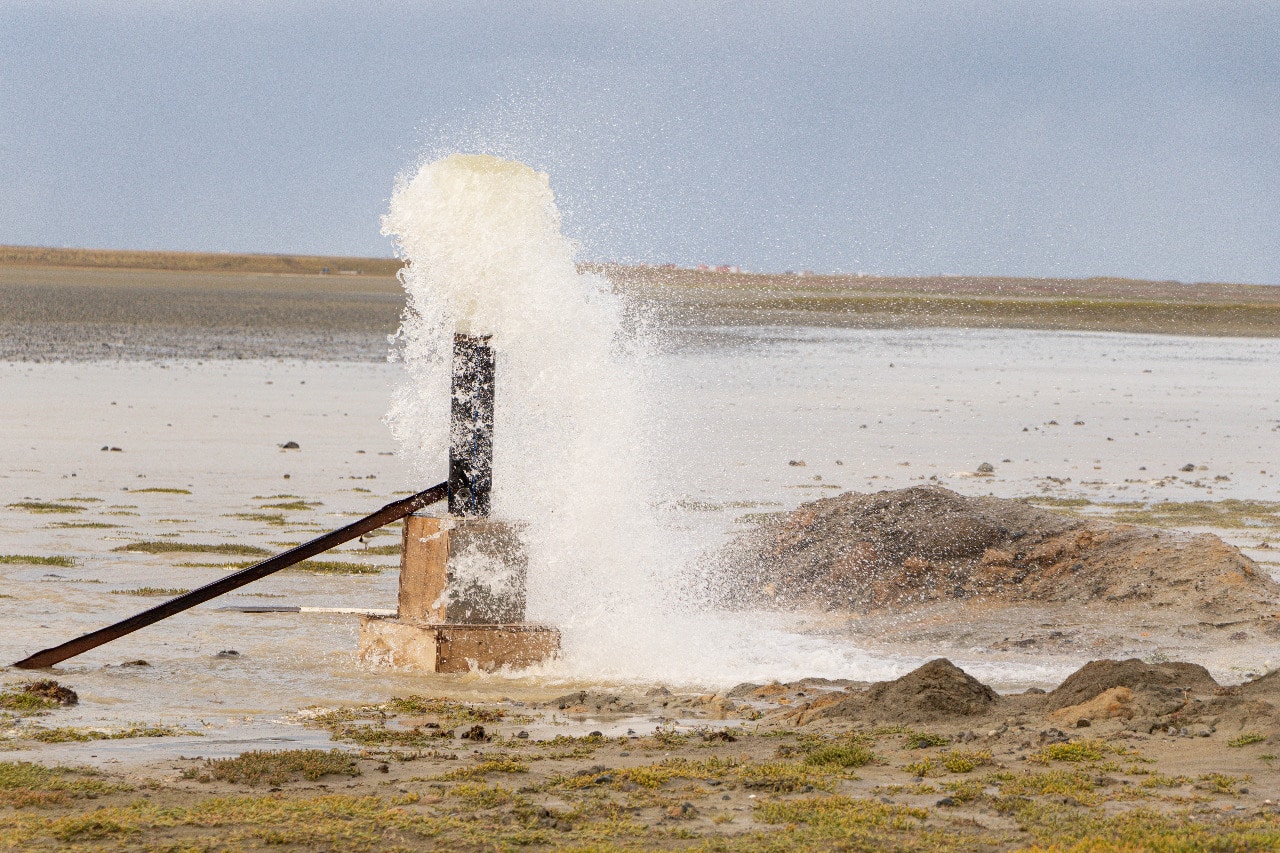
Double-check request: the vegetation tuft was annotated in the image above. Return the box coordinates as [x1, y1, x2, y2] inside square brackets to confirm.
[0, 554, 75, 567]
[111, 541, 270, 556]
[186, 749, 359, 786]
[7, 501, 84, 514]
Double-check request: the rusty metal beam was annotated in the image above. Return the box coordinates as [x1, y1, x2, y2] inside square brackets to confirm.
[12, 482, 448, 670]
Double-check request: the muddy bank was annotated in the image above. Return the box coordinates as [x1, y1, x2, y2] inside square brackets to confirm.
[716, 485, 1280, 631]
[4, 657, 1278, 852]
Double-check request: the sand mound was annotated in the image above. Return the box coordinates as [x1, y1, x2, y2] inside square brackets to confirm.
[1043, 658, 1218, 719]
[786, 658, 1000, 724]
[716, 486, 1280, 623]
[1046, 659, 1219, 708]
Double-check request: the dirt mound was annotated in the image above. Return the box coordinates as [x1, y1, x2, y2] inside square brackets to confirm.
[788, 658, 1000, 724]
[715, 486, 1280, 623]
[1238, 669, 1280, 703]
[1046, 659, 1219, 709]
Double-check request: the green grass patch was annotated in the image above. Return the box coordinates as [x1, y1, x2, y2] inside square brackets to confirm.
[110, 587, 190, 597]
[803, 742, 876, 769]
[1025, 496, 1093, 507]
[111, 541, 270, 556]
[129, 487, 192, 495]
[46, 521, 120, 529]
[28, 723, 197, 743]
[0, 689, 59, 715]
[1110, 499, 1280, 530]
[0, 554, 75, 567]
[186, 749, 358, 786]
[285, 560, 389, 575]
[903, 730, 951, 749]
[1227, 732, 1267, 748]
[7, 501, 84, 514]
[226, 512, 289, 525]
[755, 795, 930, 834]
[258, 500, 320, 511]
[1028, 738, 1120, 764]
[1196, 772, 1250, 795]
[438, 758, 530, 780]
[940, 748, 993, 773]
[0, 761, 122, 808]
[988, 768, 1100, 804]
[352, 544, 401, 556]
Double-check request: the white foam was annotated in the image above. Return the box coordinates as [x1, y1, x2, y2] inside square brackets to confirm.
[384, 154, 688, 679]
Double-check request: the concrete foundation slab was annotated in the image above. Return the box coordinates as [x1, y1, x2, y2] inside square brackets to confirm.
[357, 617, 559, 673]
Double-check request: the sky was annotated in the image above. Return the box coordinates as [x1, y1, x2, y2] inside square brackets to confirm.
[1, 1, 1277, 283]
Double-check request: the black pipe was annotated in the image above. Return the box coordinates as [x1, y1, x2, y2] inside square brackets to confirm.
[448, 333, 494, 517]
[12, 482, 448, 669]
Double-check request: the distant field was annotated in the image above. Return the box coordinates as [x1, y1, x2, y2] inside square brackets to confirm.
[0, 244, 402, 277]
[2, 247, 1278, 361]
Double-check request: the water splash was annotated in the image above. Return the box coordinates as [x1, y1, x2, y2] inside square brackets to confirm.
[383, 154, 686, 679]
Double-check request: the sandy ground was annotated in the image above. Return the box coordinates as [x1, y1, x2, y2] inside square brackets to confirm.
[3, 261, 1280, 848]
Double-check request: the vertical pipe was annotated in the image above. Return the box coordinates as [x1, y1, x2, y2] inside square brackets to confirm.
[449, 333, 495, 517]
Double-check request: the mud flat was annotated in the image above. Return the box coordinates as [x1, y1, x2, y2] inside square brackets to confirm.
[3, 249, 1279, 363]
[2, 657, 1279, 850]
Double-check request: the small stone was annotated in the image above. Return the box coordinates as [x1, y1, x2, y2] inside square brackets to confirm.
[665, 802, 696, 819]
[788, 460, 806, 467]
[214, 650, 240, 658]
[1181, 463, 1196, 472]
[976, 462, 995, 474]
[281, 441, 300, 450]
[936, 797, 956, 807]
[515, 731, 529, 739]
[1076, 718, 1091, 728]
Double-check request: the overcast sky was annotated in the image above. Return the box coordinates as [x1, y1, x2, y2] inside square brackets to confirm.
[2, 1, 1277, 282]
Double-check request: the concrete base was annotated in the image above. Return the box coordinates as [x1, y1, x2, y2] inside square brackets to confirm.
[357, 617, 559, 673]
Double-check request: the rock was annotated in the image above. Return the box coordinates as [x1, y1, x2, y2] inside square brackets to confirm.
[459, 724, 487, 741]
[280, 441, 300, 449]
[214, 649, 240, 658]
[1181, 463, 1196, 472]
[976, 462, 995, 474]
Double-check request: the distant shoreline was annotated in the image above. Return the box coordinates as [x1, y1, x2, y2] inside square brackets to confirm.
[2, 246, 1278, 361]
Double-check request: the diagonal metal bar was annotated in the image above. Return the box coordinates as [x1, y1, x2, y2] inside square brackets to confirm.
[12, 482, 448, 669]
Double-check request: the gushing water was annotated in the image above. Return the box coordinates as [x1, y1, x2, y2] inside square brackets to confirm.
[379, 155, 1002, 685]
[383, 154, 688, 679]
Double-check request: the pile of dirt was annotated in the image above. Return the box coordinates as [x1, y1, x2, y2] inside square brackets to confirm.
[780, 658, 999, 725]
[715, 485, 1280, 623]
[774, 657, 1280, 735]
[1043, 658, 1219, 721]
